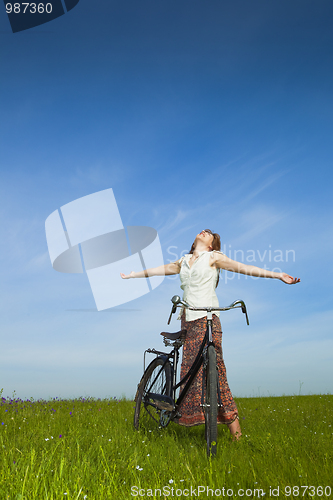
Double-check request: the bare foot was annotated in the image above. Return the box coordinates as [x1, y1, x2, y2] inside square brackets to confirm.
[228, 418, 242, 441]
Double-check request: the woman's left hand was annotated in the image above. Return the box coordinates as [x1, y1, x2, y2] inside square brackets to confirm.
[120, 271, 136, 279]
[279, 273, 301, 284]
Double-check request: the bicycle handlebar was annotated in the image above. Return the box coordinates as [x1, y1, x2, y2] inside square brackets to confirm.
[167, 295, 250, 325]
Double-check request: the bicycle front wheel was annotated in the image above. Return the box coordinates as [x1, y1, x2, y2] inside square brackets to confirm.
[205, 345, 218, 457]
[134, 357, 172, 430]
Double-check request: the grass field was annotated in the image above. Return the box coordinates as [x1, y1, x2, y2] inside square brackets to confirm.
[1, 392, 332, 499]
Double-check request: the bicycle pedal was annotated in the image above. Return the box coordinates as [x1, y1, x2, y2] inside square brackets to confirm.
[155, 401, 174, 411]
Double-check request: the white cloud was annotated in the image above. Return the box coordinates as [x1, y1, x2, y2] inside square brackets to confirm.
[231, 204, 286, 246]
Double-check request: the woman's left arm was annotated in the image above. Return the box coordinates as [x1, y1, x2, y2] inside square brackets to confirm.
[212, 253, 300, 285]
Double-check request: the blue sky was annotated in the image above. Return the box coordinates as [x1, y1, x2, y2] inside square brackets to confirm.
[1, 0, 332, 400]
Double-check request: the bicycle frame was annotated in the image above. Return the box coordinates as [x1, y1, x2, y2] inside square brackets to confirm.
[139, 297, 249, 413]
[143, 309, 219, 417]
[173, 314, 214, 410]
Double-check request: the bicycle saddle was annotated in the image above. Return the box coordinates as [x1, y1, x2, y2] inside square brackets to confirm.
[160, 329, 187, 341]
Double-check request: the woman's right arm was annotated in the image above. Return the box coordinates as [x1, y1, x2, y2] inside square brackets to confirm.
[120, 260, 181, 279]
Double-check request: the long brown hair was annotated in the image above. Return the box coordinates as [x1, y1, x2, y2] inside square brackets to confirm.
[189, 229, 221, 287]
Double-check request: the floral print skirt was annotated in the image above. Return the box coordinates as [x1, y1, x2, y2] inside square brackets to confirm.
[177, 313, 238, 427]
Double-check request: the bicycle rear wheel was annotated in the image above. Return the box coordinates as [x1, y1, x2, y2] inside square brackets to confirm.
[134, 357, 173, 430]
[205, 345, 218, 457]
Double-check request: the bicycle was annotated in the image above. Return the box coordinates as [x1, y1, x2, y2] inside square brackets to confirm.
[134, 295, 249, 457]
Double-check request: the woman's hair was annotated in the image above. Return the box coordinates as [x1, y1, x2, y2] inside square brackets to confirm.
[189, 229, 221, 287]
[189, 229, 221, 254]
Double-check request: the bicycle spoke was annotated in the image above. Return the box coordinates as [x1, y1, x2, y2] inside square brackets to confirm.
[205, 345, 218, 457]
[134, 357, 172, 430]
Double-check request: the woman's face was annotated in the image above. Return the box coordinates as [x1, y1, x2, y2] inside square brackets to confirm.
[195, 230, 214, 249]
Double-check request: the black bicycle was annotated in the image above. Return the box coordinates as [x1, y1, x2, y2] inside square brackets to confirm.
[134, 295, 249, 456]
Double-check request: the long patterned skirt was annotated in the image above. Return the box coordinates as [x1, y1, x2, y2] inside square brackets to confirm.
[177, 313, 238, 427]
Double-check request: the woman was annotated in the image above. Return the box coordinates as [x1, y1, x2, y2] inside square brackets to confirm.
[121, 229, 300, 440]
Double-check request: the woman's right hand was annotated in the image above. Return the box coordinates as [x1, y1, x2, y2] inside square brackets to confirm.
[120, 271, 135, 279]
[279, 272, 301, 284]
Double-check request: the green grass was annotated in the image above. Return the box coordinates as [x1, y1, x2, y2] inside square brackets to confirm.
[1, 392, 332, 499]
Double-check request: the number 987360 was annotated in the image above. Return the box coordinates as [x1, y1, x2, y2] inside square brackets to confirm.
[6, 3, 53, 14]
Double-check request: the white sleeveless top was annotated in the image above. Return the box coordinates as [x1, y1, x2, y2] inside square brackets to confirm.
[177, 250, 223, 322]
